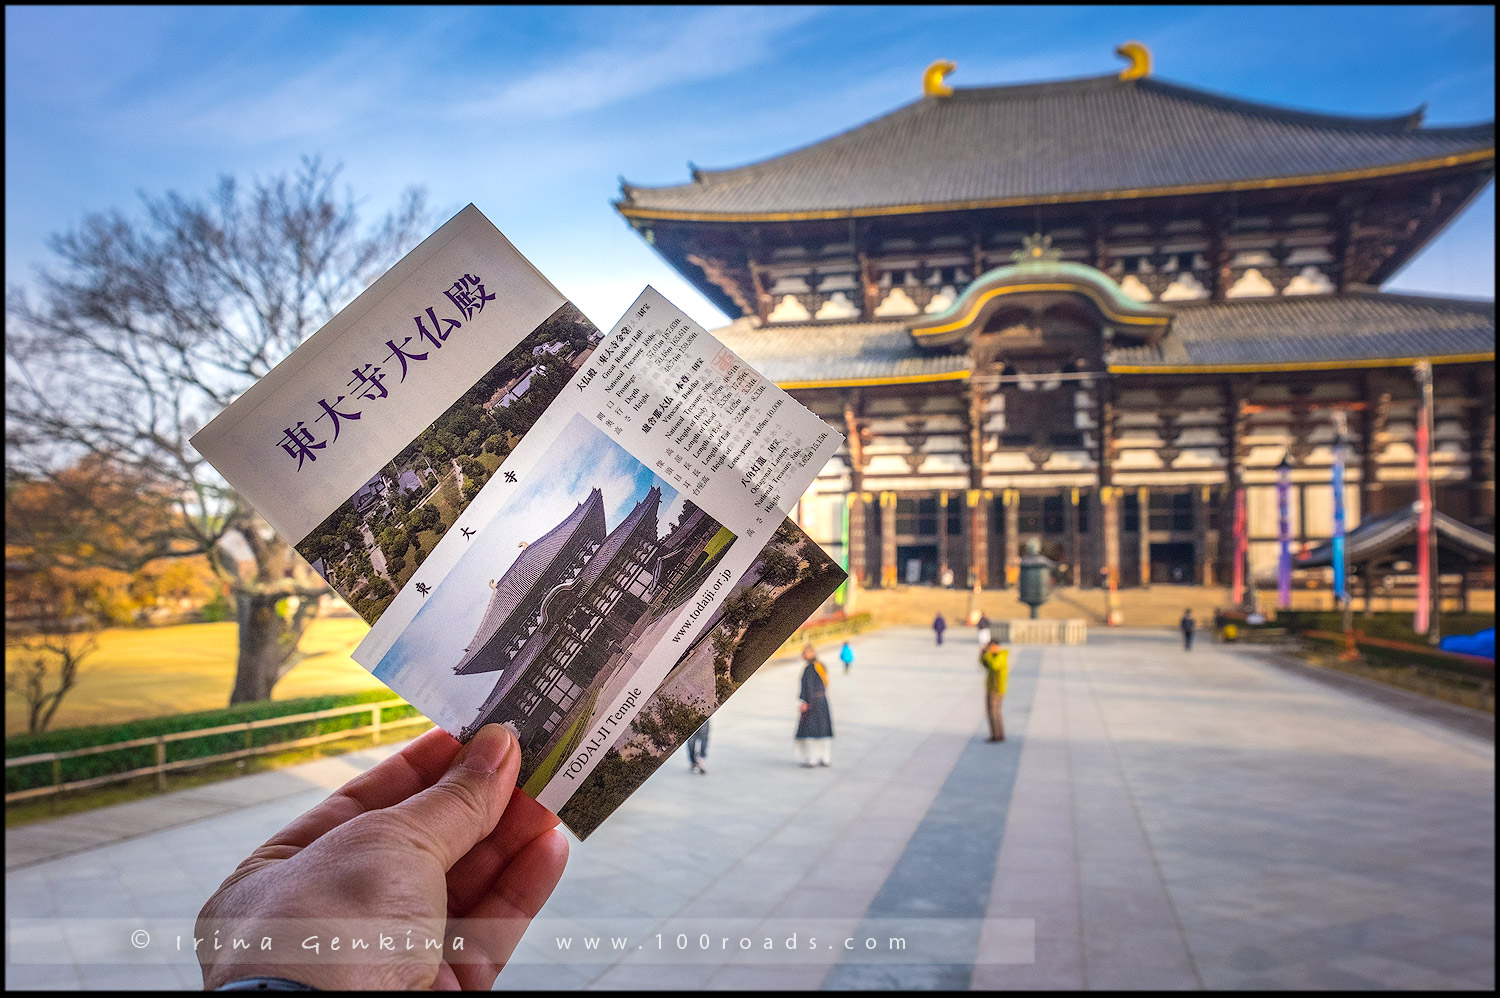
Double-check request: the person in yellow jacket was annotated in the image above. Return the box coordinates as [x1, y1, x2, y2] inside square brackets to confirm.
[980, 638, 1009, 742]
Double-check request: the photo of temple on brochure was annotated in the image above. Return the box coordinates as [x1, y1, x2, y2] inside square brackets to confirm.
[453, 484, 732, 771]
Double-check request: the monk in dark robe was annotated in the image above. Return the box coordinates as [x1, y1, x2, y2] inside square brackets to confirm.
[796, 644, 834, 767]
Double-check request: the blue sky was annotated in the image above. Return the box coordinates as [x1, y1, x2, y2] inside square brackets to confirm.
[373, 414, 679, 730]
[5, 5, 1494, 331]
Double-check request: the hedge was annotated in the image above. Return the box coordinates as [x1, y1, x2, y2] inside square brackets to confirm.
[5, 689, 424, 795]
[1272, 610, 1494, 646]
[1299, 630, 1495, 680]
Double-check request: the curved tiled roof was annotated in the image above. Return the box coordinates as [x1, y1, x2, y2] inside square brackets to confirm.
[619, 75, 1493, 218]
[714, 320, 971, 386]
[1108, 292, 1495, 369]
[453, 490, 606, 675]
[1297, 506, 1494, 567]
[571, 486, 661, 598]
[714, 292, 1494, 385]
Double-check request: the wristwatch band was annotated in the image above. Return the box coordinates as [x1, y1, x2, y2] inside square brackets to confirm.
[216, 977, 318, 991]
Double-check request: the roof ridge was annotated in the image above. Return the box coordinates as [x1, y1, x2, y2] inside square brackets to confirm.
[619, 72, 1495, 200]
[1138, 76, 1493, 136]
[622, 94, 930, 196]
[637, 75, 1126, 192]
[1341, 289, 1496, 309]
[1167, 290, 1496, 313]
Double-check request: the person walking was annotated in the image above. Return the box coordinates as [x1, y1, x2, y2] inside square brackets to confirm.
[796, 644, 834, 767]
[933, 612, 947, 646]
[839, 640, 855, 675]
[686, 719, 710, 774]
[980, 637, 1009, 742]
[1180, 608, 1197, 651]
[976, 612, 992, 648]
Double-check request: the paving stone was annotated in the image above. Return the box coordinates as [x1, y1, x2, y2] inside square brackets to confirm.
[4, 628, 1491, 991]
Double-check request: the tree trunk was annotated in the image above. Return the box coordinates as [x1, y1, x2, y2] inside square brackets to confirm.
[229, 588, 319, 704]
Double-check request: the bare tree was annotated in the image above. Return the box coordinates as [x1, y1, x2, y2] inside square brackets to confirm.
[6, 157, 431, 703]
[6, 628, 99, 736]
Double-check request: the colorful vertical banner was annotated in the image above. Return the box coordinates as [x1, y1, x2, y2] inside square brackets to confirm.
[1277, 457, 1292, 609]
[1414, 398, 1432, 635]
[1232, 486, 1247, 605]
[1331, 416, 1348, 602]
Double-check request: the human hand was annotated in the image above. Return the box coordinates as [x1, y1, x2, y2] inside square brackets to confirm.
[799, 701, 809, 714]
[196, 723, 568, 990]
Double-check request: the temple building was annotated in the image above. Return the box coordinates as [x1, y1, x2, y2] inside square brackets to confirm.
[616, 44, 1495, 599]
[455, 487, 726, 755]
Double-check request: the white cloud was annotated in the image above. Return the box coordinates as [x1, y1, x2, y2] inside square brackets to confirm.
[444, 6, 823, 122]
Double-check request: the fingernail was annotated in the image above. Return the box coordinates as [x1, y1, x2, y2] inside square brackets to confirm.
[458, 723, 515, 773]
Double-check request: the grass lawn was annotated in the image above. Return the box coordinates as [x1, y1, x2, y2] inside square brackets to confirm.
[5, 616, 385, 735]
[521, 688, 599, 798]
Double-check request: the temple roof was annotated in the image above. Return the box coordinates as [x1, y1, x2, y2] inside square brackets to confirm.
[1296, 505, 1495, 568]
[714, 319, 971, 387]
[1109, 292, 1495, 370]
[715, 292, 1495, 385]
[454, 490, 606, 676]
[618, 75, 1493, 219]
[569, 485, 661, 597]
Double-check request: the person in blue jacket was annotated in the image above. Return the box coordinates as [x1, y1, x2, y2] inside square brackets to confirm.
[839, 640, 855, 675]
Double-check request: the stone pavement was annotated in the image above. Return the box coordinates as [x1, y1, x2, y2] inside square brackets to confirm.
[5, 627, 1494, 990]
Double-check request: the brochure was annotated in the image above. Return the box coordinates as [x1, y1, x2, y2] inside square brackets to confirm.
[191, 205, 846, 838]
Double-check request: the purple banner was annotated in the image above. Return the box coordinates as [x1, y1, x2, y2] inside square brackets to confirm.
[1277, 458, 1292, 609]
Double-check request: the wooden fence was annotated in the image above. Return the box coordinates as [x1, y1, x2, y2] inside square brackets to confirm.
[5, 699, 429, 803]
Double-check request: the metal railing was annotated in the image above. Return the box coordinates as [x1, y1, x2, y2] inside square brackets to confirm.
[5, 699, 430, 803]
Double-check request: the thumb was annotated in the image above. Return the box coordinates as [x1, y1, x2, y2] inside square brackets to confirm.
[388, 723, 522, 869]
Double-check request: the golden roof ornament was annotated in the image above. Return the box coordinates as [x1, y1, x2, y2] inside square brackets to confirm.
[1012, 232, 1063, 262]
[1116, 41, 1152, 80]
[923, 60, 956, 98]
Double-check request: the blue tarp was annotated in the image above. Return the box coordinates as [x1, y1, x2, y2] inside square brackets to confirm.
[1439, 628, 1495, 660]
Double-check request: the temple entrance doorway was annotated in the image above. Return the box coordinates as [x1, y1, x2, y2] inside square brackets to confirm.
[897, 543, 939, 584]
[1150, 542, 1196, 584]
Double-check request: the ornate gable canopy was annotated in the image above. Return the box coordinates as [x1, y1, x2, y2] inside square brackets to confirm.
[908, 242, 1173, 356]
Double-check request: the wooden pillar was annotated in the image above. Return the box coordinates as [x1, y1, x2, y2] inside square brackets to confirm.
[1137, 485, 1151, 587]
[1090, 212, 1112, 272]
[965, 375, 991, 589]
[1003, 489, 1020, 588]
[969, 490, 989, 588]
[747, 259, 771, 325]
[1102, 487, 1122, 595]
[1360, 371, 1387, 519]
[1068, 487, 1082, 588]
[1097, 376, 1120, 594]
[1208, 205, 1232, 301]
[847, 493, 868, 587]
[1194, 485, 1212, 585]
[879, 491, 898, 588]
[1296, 482, 1309, 550]
[937, 491, 951, 580]
[843, 393, 868, 586]
[858, 252, 879, 319]
[1332, 194, 1365, 294]
[1222, 380, 1248, 586]
[1471, 369, 1496, 527]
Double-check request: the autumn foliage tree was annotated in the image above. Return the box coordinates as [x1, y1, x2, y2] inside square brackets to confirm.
[6, 158, 430, 703]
